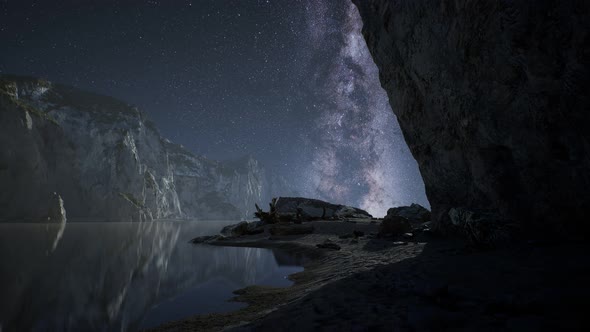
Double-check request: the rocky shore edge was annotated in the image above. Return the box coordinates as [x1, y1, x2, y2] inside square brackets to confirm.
[147, 198, 588, 331]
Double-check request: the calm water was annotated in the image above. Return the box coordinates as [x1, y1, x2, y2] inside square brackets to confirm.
[0, 221, 303, 331]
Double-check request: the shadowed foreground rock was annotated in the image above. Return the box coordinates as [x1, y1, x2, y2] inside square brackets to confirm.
[352, 0, 590, 240]
[379, 215, 412, 237]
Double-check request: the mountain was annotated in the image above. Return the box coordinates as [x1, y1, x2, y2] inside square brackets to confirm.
[0, 75, 292, 221]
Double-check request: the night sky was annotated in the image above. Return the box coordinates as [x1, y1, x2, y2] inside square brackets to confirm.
[0, 0, 428, 216]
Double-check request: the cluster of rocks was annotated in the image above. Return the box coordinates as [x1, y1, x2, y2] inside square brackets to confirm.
[191, 199, 435, 248]
[378, 203, 431, 238]
[191, 197, 376, 244]
[377, 203, 525, 247]
[276, 197, 372, 219]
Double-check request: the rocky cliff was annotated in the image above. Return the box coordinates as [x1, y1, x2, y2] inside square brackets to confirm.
[352, 0, 590, 238]
[0, 76, 289, 221]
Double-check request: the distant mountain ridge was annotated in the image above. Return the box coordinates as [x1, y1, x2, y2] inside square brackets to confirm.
[0, 75, 295, 221]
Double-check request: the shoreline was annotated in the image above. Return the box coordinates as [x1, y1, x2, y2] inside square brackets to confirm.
[148, 220, 588, 331]
[146, 220, 429, 331]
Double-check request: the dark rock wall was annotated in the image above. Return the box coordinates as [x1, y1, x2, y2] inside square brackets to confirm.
[352, 0, 590, 236]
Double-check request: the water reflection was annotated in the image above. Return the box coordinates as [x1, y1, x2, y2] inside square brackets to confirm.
[0, 221, 303, 331]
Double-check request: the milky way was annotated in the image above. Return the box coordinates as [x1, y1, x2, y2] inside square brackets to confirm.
[298, 2, 428, 216]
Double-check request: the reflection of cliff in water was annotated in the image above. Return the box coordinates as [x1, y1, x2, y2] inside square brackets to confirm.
[0, 221, 294, 331]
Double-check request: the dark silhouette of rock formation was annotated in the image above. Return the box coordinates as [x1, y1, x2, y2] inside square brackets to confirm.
[353, 0, 590, 240]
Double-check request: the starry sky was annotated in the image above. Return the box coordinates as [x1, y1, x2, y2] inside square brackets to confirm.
[0, 0, 428, 216]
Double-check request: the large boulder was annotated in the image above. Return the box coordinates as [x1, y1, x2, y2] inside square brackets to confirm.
[379, 214, 412, 237]
[353, 0, 590, 238]
[385, 204, 430, 223]
[273, 197, 372, 221]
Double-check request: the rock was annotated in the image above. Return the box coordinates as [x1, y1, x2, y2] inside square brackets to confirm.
[379, 214, 412, 237]
[220, 221, 249, 237]
[335, 206, 372, 219]
[449, 208, 518, 246]
[273, 197, 372, 221]
[246, 220, 265, 235]
[316, 239, 341, 250]
[268, 223, 314, 236]
[0, 76, 296, 222]
[352, 0, 590, 238]
[340, 231, 365, 239]
[385, 204, 431, 223]
[220, 220, 266, 236]
[190, 235, 223, 244]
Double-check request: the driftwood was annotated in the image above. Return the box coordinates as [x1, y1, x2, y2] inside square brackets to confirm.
[254, 198, 280, 224]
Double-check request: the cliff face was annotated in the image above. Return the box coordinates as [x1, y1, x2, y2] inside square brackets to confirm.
[352, 0, 590, 237]
[0, 76, 285, 221]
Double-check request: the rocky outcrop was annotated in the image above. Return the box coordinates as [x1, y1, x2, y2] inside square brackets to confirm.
[268, 223, 315, 236]
[219, 220, 266, 237]
[353, 0, 590, 238]
[274, 197, 373, 220]
[386, 204, 431, 223]
[212, 197, 369, 239]
[0, 76, 288, 221]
